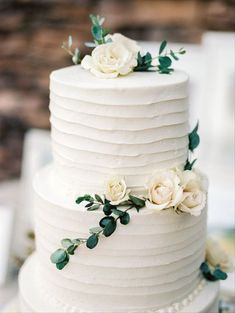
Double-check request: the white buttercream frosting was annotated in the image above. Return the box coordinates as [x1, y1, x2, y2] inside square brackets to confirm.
[17, 65, 215, 313]
[20, 166, 209, 313]
[49, 66, 189, 195]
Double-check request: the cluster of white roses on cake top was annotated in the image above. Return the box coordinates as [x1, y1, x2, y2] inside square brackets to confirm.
[82, 33, 140, 78]
[62, 14, 186, 78]
[105, 168, 207, 216]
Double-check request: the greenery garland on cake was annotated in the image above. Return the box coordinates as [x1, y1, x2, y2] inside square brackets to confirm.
[61, 14, 186, 78]
[50, 124, 218, 270]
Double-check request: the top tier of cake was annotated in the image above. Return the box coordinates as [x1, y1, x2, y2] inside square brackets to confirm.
[49, 66, 189, 195]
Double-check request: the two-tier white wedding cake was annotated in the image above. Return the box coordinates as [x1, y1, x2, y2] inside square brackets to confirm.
[18, 19, 231, 312]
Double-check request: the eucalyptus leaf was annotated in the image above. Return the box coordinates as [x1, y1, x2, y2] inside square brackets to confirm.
[159, 40, 167, 55]
[61, 238, 73, 249]
[120, 212, 130, 225]
[87, 204, 100, 211]
[170, 50, 179, 60]
[92, 25, 103, 41]
[67, 245, 77, 255]
[103, 219, 117, 237]
[89, 226, 103, 234]
[213, 269, 227, 280]
[72, 239, 81, 245]
[159, 56, 172, 68]
[99, 216, 115, 228]
[86, 234, 99, 249]
[84, 194, 94, 202]
[129, 195, 145, 209]
[184, 158, 197, 171]
[95, 194, 104, 204]
[85, 42, 97, 48]
[85, 202, 94, 208]
[103, 203, 114, 216]
[50, 249, 67, 264]
[111, 208, 125, 217]
[76, 196, 85, 204]
[56, 256, 69, 270]
[200, 262, 210, 274]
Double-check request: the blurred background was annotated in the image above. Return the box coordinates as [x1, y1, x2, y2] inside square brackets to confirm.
[0, 0, 234, 311]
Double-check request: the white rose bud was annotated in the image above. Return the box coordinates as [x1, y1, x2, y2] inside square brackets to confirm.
[177, 170, 207, 216]
[206, 238, 233, 273]
[81, 34, 140, 79]
[146, 169, 183, 211]
[105, 176, 130, 205]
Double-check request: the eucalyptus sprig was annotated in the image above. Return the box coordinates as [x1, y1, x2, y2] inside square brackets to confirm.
[184, 122, 200, 170]
[134, 40, 186, 74]
[61, 36, 81, 65]
[85, 14, 111, 47]
[200, 262, 228, 281]
[50, 193, 146, 270]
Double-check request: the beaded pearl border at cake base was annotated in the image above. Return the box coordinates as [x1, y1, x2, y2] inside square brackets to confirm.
[37, 274, 207, 313]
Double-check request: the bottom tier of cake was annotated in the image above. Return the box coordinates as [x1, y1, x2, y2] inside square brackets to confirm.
[19, 254, 220, 313]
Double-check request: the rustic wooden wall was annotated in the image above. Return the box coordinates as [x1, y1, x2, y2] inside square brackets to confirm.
[0, 0, 234, 180]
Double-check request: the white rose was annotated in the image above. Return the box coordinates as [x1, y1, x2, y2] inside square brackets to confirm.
[206, 238, 233, 273]
[146, 169, 183, 211]
[81, 36, 139, 78]
[106, 33, 140, 55]
[105, 176, 130, 205]
[177, 170, 206, 216]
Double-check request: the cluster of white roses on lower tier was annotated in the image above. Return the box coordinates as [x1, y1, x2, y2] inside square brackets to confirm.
[81, 33, 140, 78]
[105, 168, 207, 216]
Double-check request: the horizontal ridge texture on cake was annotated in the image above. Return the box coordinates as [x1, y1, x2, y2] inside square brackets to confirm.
[49, 66, 189, 195]
[18, 65, 216, 313]
[19, 254, 220, 313]
[20, 165, 208, 312]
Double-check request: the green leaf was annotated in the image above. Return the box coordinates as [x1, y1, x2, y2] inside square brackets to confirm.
[184, 158, 197, 171]
[103, 203, 114, 216]
[50, 249, 67, 264]
[103, 218, 117, 237]
[91, 25, 103, 41]
[72, 239, 81, 245]
[144, 52, 152, 64]
[213, 269, 228, 280]
[56, 255, 69, 270]
[189, 122, 200, 151]
[137, 52, 143, 65]
[86, 234, 99, 249]
[67, 245, 77, 255]
[76, 196, 84, 204]
[102, 28, 110, 37]
[85, 202, 94, 208]
[61, 239, 73, 249]
[95, 194, 104, 204]
[189, 133, 200, 151]
[84, 194, 94, 202]
[129, 195, 145, 209]
[89, 14, 100, 26]
[87, 204, 100, 211]
[111, 208, 125, 217]
[179, 47, 186, 54]
[120, 212, 130, 225]
[159, 56, 172, 68]
[89, 226, 103, 234]
[159, 40, 167, 55]
[170, 50, 179, 61]
[200, 262, 210, 274]
[99, 216, 115, 228]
